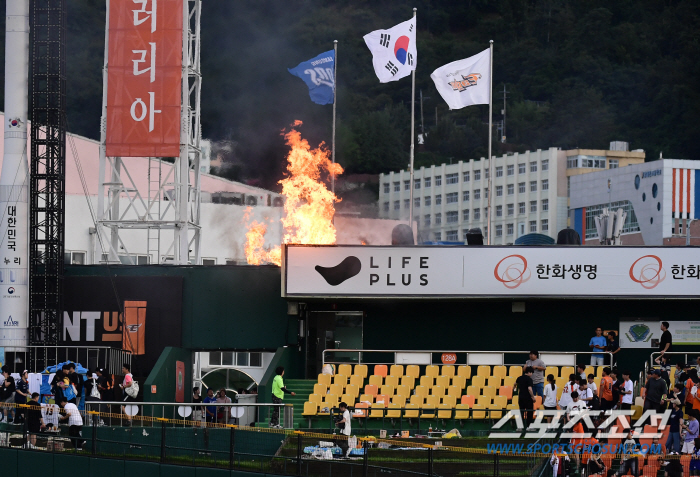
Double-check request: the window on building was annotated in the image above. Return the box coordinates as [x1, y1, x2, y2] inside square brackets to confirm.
[404, 180, 410, 190]
[394, 200, 400, 210]
[496, 186, 503, 197]
[474, 189, 481, 200]
[485, 169, 489, 179]
[383, 202, 389, 212]
[424, 196, 431, 206]
[584, 200, 640, 240]
[463, 209, 469, 221]
[424, 214, 431, 226]
[507, 223, 514, 235]
[529, 221, 537, 233]
[567, 176, 571, 197]
[496, 166, 503, 177]
[446, 230, 458, 241]
[518, 163, 526, 174]
[209, 352, 263, 368]
[435, 213, 442, 225]
[567, 155, 606, 169]
[393, 182, 400, 192]
[519, 202, 525, 214]
[424, 177, 431, 188]
[435, 175, 442, 186]
[507, 184, 514, 195]
[542, 199, 549, 211]
[541, 219, 549, 231]
[530, 162, 537, 173]
[518, 182, 525, 193]
[530, 201, 537, 212]
[507, 165, 514, 176]
[446, 173, 458, 184]
[463, 171, 470, 182]
[496, 225, 503, 237]
[434, 232, 442, 241]
[446, 211, 458, 223]
[542, 179, 549, 190]
[202, 258, 216, 265]
[507, 203, 514, 216]
[609, 159, 619, 169]
[463, 191, 469, 201]
[225, 259, 238, 266]
[530, 181, 537, 192]
[446, 192, 458, 204]
[64, 251, 86, 265]
[435, 195, 442, 205]
[383, 183, 389, 194]
[403, 199, 409, 209]
[414, 179, 421, 189]
[105, 253, 149, 265]
[542, 159, 549, 171]
[496, 205, 503, 217]
[474, 208, 481, 220]
[414, 197, 420, 208]
[485, 188, 489, 199]
[474, 170, 481, 181]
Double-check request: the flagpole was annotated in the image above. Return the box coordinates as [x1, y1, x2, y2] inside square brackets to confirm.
[332, 40, 338, 195]
[408, 7, 417, 234]
[486, 40, 494, 245]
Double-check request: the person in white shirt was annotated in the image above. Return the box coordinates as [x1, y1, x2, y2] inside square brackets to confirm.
[336, 402, 352, 456]
[559, 374, 579, 409]
[587, 374, 598, 396]
[578, 380, 594, 406]
[620, 371, 634, 410]
[566, 391, 587, 420]
[543, 374, 559, 424]
[59, 398, 84, 450]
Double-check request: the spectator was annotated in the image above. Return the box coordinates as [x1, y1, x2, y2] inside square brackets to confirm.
[683, 411, 700, 454]
[51, 370, 66, 404]
[696, 357, 700, 375]
[690, 438, 700, 476]
[559, 374, 579, 409]
[0, 365, 15, 423]
[543, 374, 558, 411]
[666, 398, 684, 454]
[565, 391, 586, 419]
[84, 370, 102, 425]
[335, 401, 352, 456]
[67, 363, 84, 408]
[576, 365, 586, 381]
[611, 369, 622, 410]
[524, 351, 546, 398]
[659, 322, 673, 357]
[620, 371, 634, 410]
[589, 327, 607, 366]
[96, 368, 112, 401]
[588, 453, 606, 476]
[655, 355, 672, 386]
[664, 452, 683, 477]
[675, 363, 686, 386]
[516, 367, 536, 428]
[59, 397, 84, 450]
[606, 332, 620, 366]
[24, 393, 44, 449]
[119, 363, 136, 424]
[203, 388, 217, 423]
[216, 388, 232, 424]
[587, 374, 598, 396]
[270, 366, 295, 429]
[644, 369, 669, 412]
[13, 370, 29, 424]
[600, 367, 614, 410]
[615, 432, 639, 477]
[687, 370, 698, 416]
[192, 387, 203, 422]
[578, 380, 594, 409]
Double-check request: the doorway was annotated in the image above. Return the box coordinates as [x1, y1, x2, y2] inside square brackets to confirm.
[305, 311, 363, 378]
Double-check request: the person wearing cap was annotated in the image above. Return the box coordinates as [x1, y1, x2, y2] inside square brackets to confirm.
[682, 410, 700, 454]
[13, 370, 29, 424]
[645, 369, 668, 412]
[24, 392, 44, 449]
[666, 397, 684, 454]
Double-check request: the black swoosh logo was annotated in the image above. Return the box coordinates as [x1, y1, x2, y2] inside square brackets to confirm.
[315, 256, 362, 286]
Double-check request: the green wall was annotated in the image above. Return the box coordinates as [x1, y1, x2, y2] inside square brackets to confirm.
[144, 347, 193, 403]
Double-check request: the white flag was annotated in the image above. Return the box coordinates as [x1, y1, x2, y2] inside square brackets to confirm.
[430, 48, 490, 110]
[363, 18, 417, 83]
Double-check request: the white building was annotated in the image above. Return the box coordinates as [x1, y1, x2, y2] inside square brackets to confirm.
[379, 148, 568, 244]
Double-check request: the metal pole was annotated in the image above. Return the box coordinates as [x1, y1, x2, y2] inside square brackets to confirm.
[363, 439, 369, 477]
[332, 40, 337, 195]
[160, 420, 166, 462]
[229, 425, 235, 470]
[408, 8, 417, 231]
[297, 433, 303, 476]
[486, 40, 494, 245]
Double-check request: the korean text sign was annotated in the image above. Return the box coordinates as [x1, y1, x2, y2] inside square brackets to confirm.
[106, 0, 183, 157]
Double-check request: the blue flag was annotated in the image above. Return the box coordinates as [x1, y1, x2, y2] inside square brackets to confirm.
[288, 50, 335, 105]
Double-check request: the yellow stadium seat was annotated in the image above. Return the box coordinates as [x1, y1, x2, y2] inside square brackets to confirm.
[448, 386, 462, 400]
[359, 393, 373, 404]
[404, 403, 420, 418]
[334, 374, 348, 387]
[324, 394, 339, 406]
[396, 385, 410, 398]
[561, 367, 575, 378]
[452, 376, 466, 390]
[506, 403, 518, 411]
[508, 366, 522, 378]
[410, 394, 425, 405]
[455, 404, 470, 419]
[369, 375, 383, 387]
[420, 375, 434, 388]
[441, 365, 455, 378]
[488, 401, 504, 419]
[503, 376, 516, 388]
[493, 395, 508, 410]
[498, 385, 513, 401]
[476, 396, 491, 407]
[354, 364, 368, 379]
[390, 365, 404, 377]
[493, 366, 507, 379]
[420, 403, 436, 419]
[401, 375, 415, 390]
[584, 366, 594, 378]
[345, 384, 359, 399]
[483, 386, 496, 397]
[466, 385, 479, 397]
[438, 403, 453, 419]
[545, 367, 559, 379]
[414, 385, 429, 398]
[329, 384, 343, 396]
[314, 383, 327, 395]
[392, 395, 406, 407]
[487, 376, 502, 388]
[375, 394, 390, 406]
[386, 403, 402, 419]
[309, 394, 322, 405]
[384, 375, 400, 388]
[318, 374, 332, 386]
[349, 375, 364, 389]
[432, 385, 446, 397]
[364, 384, 378, 396]
[380, 385, 395, 397]
[461, 395, 475, 407]
[471, 403, 486, 419]
[354, 402, 368, 418]
[374, 365, 388, 377]
[457, 365, 472, 379]
[555, 377, 567, 389]
[435, 376, 450, 388]
[477, 365, 491, 378]
[341, 394, 354, 406]
[471, 376, 485, 388]
[302, 401, 317, 416]
[442, 395, 457, 408]
[338, 364, 352, 377]
[594, 377, 601, 390]
[406, 365, 420, 379]
[425, 365, 440, 377]
[596, 366, 605, 377]
[425, 395, 440, 407]
[556, 386, 564, 400]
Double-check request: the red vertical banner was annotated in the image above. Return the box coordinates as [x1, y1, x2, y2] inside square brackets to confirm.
[122, 300, 147, 355]
[175, 360, 185, 403]
[106, 0, 183, 157]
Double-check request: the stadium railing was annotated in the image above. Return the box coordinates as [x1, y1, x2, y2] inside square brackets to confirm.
[2, 345, 131, 375]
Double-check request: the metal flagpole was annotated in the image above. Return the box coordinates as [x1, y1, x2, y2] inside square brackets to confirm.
[486, 40, 494, 245]
[331, 40, 337, 195]
[408, 7, 417, 232]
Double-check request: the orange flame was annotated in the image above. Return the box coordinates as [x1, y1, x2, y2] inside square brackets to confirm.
[244, 121, 343, 265]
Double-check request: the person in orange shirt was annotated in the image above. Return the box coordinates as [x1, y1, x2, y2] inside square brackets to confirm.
[600, 367, 614, 410]
[686, 373, 696, 416]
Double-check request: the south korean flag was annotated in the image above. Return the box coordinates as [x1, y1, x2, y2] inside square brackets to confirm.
[363, 17, 417, 83]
